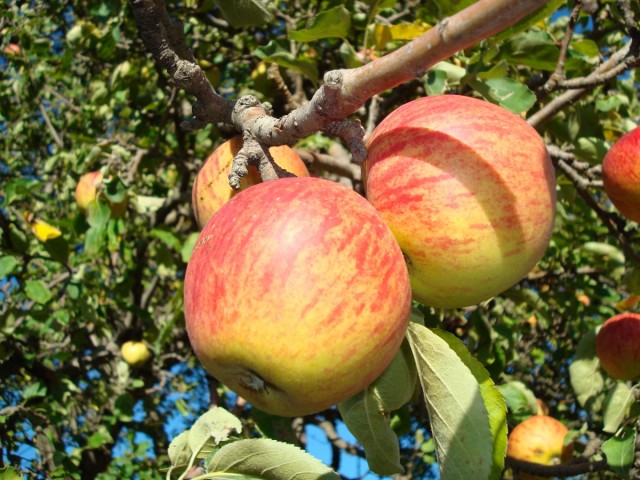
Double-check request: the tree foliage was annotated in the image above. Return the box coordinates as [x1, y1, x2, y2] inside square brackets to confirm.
[1, 0, 640, 479]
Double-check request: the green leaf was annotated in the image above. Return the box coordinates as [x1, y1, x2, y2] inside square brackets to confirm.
[4, 178, 39, 205]
[601, 427, 636, 476]
[254, 41, 319, 84]
[8, 225, 29, 253]
[496, 381, 538, 421]
[102, 175, 127, 204]
[338, 41, 361, 69]
[338, 341, 417, 475]
[572, 39, 600, 59]
[181, 232, 200, 263]
[602, 382, 635, 434]
[406, 323, 503, 480]
[43, 236, 69, 264]
[23, 381, 47, 400]
[86, 197, 111, 229]
[574, 137, 609, 164]
[167, 430, 192, 467]
[252, 409, 299, 444]
[581, 242, 625, 265]
[86, 427, 114, 449]
[424, 70, 447, 96]
[188, 407, 243, 455]
[430, 328, 508, 480]
[214, 0, 272, 27]
[25, 280, 53, 304]
[501, 31, 559, 71]
[208, 438, 340, 479]
[150, 229, 182, 252]
[289, 6, 351, 42]
[623, 264, 640, 294]
[470, 77, 536, 113]
[429, 61, 467, 82]
[84, 224, 107, 255]
[133, 195, 166, 214]
[0, 256, 19, 278]
[569, 327, 605, 408]
[0, 466, 22, 480]
[493, 0, 564, 41]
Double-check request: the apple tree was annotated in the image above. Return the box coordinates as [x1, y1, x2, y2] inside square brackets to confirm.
[1, 0, 640, 479]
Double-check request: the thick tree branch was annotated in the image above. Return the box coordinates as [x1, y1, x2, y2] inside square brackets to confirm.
[131, 0, 550, 180]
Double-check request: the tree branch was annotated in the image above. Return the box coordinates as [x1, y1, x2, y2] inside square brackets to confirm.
[528, 40, 636, 128]
[507, 456, 609, 477]
[131, 0, 550, 179]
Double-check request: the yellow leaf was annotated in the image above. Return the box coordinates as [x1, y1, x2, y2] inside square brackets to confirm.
[24, 212, 62, 242]
[373, 21, 431, 50]
[616, 295, 640, 311]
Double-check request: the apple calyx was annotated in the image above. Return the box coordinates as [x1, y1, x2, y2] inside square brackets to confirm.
[236, 368, 270, 394]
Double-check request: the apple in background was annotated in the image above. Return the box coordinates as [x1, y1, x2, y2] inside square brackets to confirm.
[121, 341, 151, 367]
[595, 312, 640, 381]
[602, 126, 640, 223]
[75, 171, 128, 217]
[184, 177, 411, 417]
[507, 415, 574, 480]
[192, 136, 310, 228]
[3, 43, 21, 56]
[363, 95, 556, 309]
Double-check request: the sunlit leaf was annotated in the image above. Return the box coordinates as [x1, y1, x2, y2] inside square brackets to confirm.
[373, 21, 430, 50]
[24, 280, 53, 304]
[338, 341, 417, 474]
[289, 6, 351, 42]
[601, 427, 636, 476]
[471, 77, 536, 113]
[407, 323, 501, 480]
[569, 328, 605, 408]
[208, 438, 340, 479]
[214, 0, 272, 27]
[602, 382, 635, 434]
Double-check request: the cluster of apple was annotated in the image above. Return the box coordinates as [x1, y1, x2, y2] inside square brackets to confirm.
[504, 128, 640, 477]
[182, 94, 557, 416]
[75, 171, 154, 368]
[505, 311, 640, 478]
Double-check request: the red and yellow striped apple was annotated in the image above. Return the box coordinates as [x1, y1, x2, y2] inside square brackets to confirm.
[75, 171, 127, 217]
[184, 177, 411, 417]
[602, 126, 640, 223]
[192, 136, 309, 228]
[363, 95, 556, 308]
[596, 312, 640, 381]
[507, 415, 573, 480]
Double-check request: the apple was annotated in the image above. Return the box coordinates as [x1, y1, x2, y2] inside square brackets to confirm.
[363, 95, 556, 308]
[3, 43, 21, 56]
[75, 171, 127, 217]
[602, 126, 640, 223]
[507, 415, 573, 480]
[192, 136, 310, 228]
[184, 176, 412, 417]
[595, 312, 640, 381]
[121, 341, 151, 367]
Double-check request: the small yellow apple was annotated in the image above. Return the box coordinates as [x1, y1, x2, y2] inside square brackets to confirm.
[121, 341, 151, 367]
